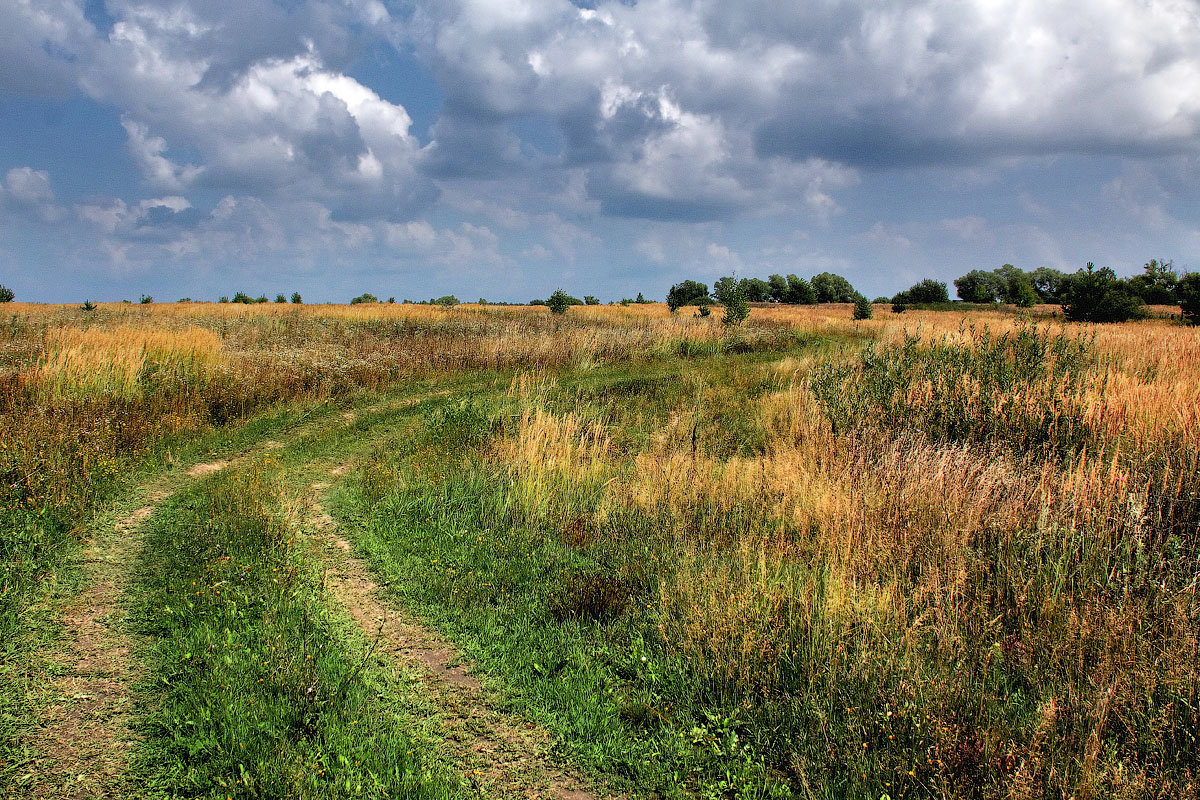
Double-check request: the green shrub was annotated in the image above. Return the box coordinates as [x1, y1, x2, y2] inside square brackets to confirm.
[547, 289, 572, 314]
[350, 292, 379, 305]
[852, 294, 873, 320]
[0, 285, 13, 303]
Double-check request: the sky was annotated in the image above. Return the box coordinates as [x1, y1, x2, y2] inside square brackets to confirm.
[1, 0, 1199, 303]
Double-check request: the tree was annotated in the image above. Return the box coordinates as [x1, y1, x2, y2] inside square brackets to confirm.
[955, 269, 1004, 303]
[1029, 267, 1067, 302]
[766, 274, 788, 303]
[139, 294, 153, 304]
[0, 285, 12, 303]
[994, 264, 1037, 307]
[584, 295, 600, 305]
[1060, 263, 1146, 323]
[1128, 259, 1178, 305]
[547, 289, 572, 314]
[892, 279, 949, 306]
[811, 272, 857, 303]
[711, 276, 740, 306]
[350, 293, 379, 304]
[290, 292, 302, 304]
[666, 280, 712, 311]
[275, 294, 287, 303]
[721, 280, 749, 326]
[739, 277, 771, 303]
[784, 274, 817, 304]
[1177, 272, 1200, 325]
[635, 292, 647, 304]
[852, 294, 873, 320]
[232, 291, 254, 304]
[434, 295, 459, 307]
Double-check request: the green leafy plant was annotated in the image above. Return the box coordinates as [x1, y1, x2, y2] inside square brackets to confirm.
[0, 284, 13, 303]
[547, 289, 572, 314]
[1060, 263, 1146, 323]
[1177, 272, 1200, 325]
[852, 294, 873, 320]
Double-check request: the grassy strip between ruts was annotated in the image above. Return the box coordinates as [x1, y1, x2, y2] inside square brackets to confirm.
[0, 395, 372, 796]
[128, 450, 468, 800]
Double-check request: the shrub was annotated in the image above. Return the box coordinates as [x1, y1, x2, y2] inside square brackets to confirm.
[0, 284, 12, 303]
[852, 294, 873, 320]
[350, 293, 379, 305]
[290, 292, 302, 304]
[232, 292, 254, 304]
[139, 294, 153, 304]
[81, 300, 97, 312]
[1178, 272, 1200, 325]
[891, 301, 907, 314]
[719, 281, 749, 326]
[584, 295, 600, 305]
[547, 289, 571, 314]
[434, 295, 459, 307]
[696, 304, 711, 318]
[275, 294, 287, 303]
[1060, 263, 1146, 323]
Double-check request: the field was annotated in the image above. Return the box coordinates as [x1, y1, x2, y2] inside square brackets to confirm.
[1, 300, 1196, 799]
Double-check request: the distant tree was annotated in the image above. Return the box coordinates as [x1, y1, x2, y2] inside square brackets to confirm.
[994, 264, 1038, 307]
[696, 304, 711, 318]
[1177, 272, 1200, 325]
[891, 300, 908, 314]
[178, 297, 192, 303]
[1128, 259, 1178, 305]
[872, 297, 889, 304]
[435, 295, 459, 306]
[635, 292, 647, 304]
[667, 280, 712, 311]
[478, 298, 489, 305]
[1060, 263, 1146, 323]
[219, 296, 230, 303]
[290, 292, 302, 304]
[584, 295, 600, 305]
[739, 277, 771, 303]
[547, 289, 572, 314]
[766, 274, 788, 303]
[139, 294, 153, 304]
[388, 297, 396, 303]
[1029, 267, 1067, 302]
[711, 276, 739, 306]
[275, 293, 287, 303]
[0, 285, 12, 303]
[955, 269, 1004, 303]
[784, 274, 817, 304]
[232, 291, 254, 304]
[81, 299, 96, 312]
[852, 294, 873, 320]
[255, 295, 269, 303]
[530, 298, 546, 306]
[350, 293, 379, 305]
[811, 272, 857, 303]
[892, 279, 949, 305]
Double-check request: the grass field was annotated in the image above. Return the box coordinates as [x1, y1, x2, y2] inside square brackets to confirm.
[1, 301, 1196, 799]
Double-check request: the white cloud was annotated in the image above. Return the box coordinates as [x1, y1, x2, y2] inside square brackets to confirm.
[2, 167, 66, 222]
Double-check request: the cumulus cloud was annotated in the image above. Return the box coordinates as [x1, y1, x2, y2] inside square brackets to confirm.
[1, 167, 67, 222]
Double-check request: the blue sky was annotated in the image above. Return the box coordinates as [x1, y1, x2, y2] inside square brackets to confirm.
[2, 0, 1198, 303]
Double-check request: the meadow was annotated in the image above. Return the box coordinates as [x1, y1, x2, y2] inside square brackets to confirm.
[0, 300, 1196, 799]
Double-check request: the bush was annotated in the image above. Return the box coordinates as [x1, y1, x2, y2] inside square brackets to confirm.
[290, 292, 302, 304]
[350, 293, 379, 305]
[232, 292, 254, 304]
[275, 294, 287, 303]
[584, 295, 600, 305]
[547, 289, 571, 314]
[852, 294, 873, 320]
[0, 284, 12, 303]
[434, 295, 459, 307]
[1178, 273, 1200, 325]
[891, 301, 907, 314]
[1060, 263, 1146, 323]
[720, 281, 749, 326]
[139, 294, 153, 304]
[696, 304, 711, 318]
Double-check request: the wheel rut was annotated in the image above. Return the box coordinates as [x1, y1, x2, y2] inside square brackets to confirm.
[306, 472, 602, 800]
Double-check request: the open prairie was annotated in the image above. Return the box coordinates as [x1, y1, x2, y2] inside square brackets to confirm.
[1, 301, 1196, 799]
